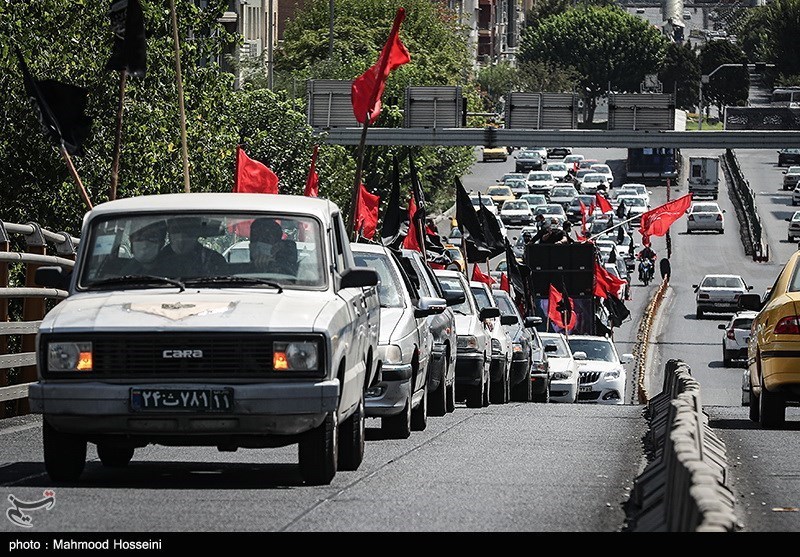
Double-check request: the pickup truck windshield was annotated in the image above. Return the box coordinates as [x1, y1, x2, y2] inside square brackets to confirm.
[80, 213, 326, 289]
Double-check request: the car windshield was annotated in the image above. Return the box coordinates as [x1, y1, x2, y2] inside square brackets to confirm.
[494, 293, 517, 317]
[519, 152, 541, 159]
[701, 276, 745, 288]
[352, 251, 405, 309]
[80, 212, 325, 289]
[693, 204, 719, 213]
[471, 197, 494, 207]
[470, 286, 493, 310]
[621, 186, 646, 194]
[619, 197, 646, 207]
[547, 164, 567, 171]
[503, 201, 529, 211]
[564, 156, 583, 163]
[591, 165, 611, 173]
[529, 173, 552, 181]
[568, 338, 616, 362]
[541, 335, 570, 357]
[789, 166, 800, 173]
[536, 204, 565, 215]
[437, 275, 473, 314]
[584, 175, 605, 182]
[522, 195, 546, 205]
[551, 187, 576, 197]
[506, 179, 527, 189]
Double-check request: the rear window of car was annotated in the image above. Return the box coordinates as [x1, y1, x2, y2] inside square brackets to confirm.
[528, 173, 552, 181]
[693, 204, 719, 212]
[732, 318, 754, 330]
[701, 276, 745, 288]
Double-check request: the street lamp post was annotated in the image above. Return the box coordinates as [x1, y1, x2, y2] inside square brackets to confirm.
[699, 62, 774, 130]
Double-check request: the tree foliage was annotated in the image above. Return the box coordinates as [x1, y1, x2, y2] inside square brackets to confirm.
[659, 42, 700, 110]
[274, 0, 479, 214]
[518, 6, 668, 122]
[731, 0, 800, 84]
[699, 39, 749, 112]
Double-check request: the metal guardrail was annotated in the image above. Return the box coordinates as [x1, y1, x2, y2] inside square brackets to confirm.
[0, 220, 77, 417]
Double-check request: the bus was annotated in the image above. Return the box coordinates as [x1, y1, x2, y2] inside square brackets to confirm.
[770, 87, 800, 108]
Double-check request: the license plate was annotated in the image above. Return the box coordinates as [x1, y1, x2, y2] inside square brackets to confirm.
[579, 386, 592, 393]
[130, 388, 233, 412]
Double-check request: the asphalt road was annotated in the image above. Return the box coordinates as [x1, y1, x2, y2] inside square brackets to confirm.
[2, 147, 796, 534]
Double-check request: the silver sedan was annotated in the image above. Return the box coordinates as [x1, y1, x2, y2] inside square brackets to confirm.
[686, 201, 724, 234]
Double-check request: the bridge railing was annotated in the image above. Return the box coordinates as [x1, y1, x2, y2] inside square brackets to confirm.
[0, 221, 77, 418]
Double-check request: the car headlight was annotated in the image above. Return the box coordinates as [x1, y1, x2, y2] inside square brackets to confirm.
[379, 344, 404, 365]
[551, 370, 572, 380]
[48, 342, 93, 372]
[604, 369, 621, 380]
[491, 338, 502, 354]
[457, 335, 478, 351]
[273, 341, 319, 371]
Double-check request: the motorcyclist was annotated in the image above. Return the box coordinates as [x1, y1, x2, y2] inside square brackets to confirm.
[637, 245, 656, 282]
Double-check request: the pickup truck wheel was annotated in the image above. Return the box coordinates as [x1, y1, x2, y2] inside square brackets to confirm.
[97, 444, 134, 468]
[43, 421, 86, 483]
[411, 386, 428, 431]
[338, 395, 365, 471]
[299, 412, 338, 485]
[429, 363, 447, 417]
[759, 374, 785, 429]
[382, 396, 412, 439]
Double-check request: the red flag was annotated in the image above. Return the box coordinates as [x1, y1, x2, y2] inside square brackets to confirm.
[639, 193, 693, 246]
[472, 263, 496, 286]
[548, 284, 576, 331]
[595, 193, 613, 214]
[234, 146, 279, 194]
[354, 183, 380, 240]
[594, 261, 627, 299]
[500, 272, 510, 294]
[351, 8, 411, 124]
[304, 145, 319, 198]
[403, 196, 422, 252]
[579, 199, 588, 231]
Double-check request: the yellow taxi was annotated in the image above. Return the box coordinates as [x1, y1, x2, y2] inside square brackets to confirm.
[748, 249, 800, 428]
[482, 146, 508, 162]
[486, 184, 515, 209]
[444, 244, 465, 273]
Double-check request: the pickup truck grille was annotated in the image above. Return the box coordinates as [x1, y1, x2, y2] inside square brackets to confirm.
[40, 333, 325, 378]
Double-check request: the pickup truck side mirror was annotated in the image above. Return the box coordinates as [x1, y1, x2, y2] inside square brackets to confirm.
[718, 323, 727, 330]
[415, 297, 447, 318]
[35, 266, 71, 290]
[479, 307, 501, 320]
[340, 267, 379, 289]
[786, 218, 791, 222]
[442, 290, 466, 306]
[525, 316, 542, 327]
[692, 284, 699, 290]
[500, 314, 518, 326]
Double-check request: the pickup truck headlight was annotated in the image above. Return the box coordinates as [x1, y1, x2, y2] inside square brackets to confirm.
[273, 341, 318, 371]
[491, 338, 502, 354]
[457, 335, 478, 351]
[380, 344, 403, 365]
[48, 342, 93, 372]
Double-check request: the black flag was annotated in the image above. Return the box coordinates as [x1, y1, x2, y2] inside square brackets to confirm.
[16, 47, 92, 156]
[477, 193, 505, 258]
[408, 153, 427, 225]
[455, 177, 492, 262]
[605, 293, 631, 327]
[616, 199, 627, 219]
[504, 239, 526, 297]
[380, 156, 409, 249]
[106, 0, 147, 77]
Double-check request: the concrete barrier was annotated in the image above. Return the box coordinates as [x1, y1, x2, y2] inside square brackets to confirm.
[625, 359, 738, 532]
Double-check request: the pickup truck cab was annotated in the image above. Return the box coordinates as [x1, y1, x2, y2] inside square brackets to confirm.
[31, 193, 380, 485]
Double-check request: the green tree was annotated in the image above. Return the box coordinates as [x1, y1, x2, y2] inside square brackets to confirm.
[476, 62, 517, 114]
[659, 42, 700, 111]
[274, 0, 479, 214]
[523, 0, 617, 29]
[699, 40, 750, 114]
[518, 6, 668, 122]
[731, 0, 800, 84]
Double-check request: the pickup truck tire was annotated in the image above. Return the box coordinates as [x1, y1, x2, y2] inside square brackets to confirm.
[511, 375, 531, 402]
[43, 421, 86, 483]
[338, 395, 365, 471]
[429, 365, 448, 417]
[759, 374, 785, 429]
[382, 396, 412, 439]
[411, 386, 428, 431]
[299, 412, 338, 485]
[97, 444, 135, 468]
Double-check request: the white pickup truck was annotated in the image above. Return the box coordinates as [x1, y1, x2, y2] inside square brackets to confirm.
[30, 193, 381, 485]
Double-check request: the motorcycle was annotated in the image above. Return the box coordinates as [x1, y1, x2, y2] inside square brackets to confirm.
[638, 258, 654, 286]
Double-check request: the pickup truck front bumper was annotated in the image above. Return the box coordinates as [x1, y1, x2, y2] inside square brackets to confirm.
[28, 380, 339, 437]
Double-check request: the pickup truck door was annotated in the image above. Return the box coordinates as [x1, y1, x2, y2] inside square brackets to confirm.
[331, 215, 369, 412]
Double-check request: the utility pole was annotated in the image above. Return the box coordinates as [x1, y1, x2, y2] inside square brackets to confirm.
[267, 0, 274, 90]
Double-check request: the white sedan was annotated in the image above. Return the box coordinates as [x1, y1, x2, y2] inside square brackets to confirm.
[567, 335, 633, 405]
[589, 163, 615, 187]
[686, 201, 724, 234]
[539, 332, 579, 403]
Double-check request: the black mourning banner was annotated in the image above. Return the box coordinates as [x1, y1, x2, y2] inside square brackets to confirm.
[106, 0, 147, 77]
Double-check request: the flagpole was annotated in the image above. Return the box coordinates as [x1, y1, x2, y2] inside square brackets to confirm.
[109, 69, 127, 201]
[348, 114, 371, 241]
[586, 214, 640, 242]
[169, 0, 191, 193]
[59, 145, 93, 210]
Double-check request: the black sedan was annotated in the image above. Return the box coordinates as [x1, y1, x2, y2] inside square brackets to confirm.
[515, 150, 544, 173]
[778, 149, 800, 166]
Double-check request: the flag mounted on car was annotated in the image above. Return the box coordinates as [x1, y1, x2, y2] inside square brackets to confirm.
[455, 177, 492, 262]
[234, 146, 279, 194]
